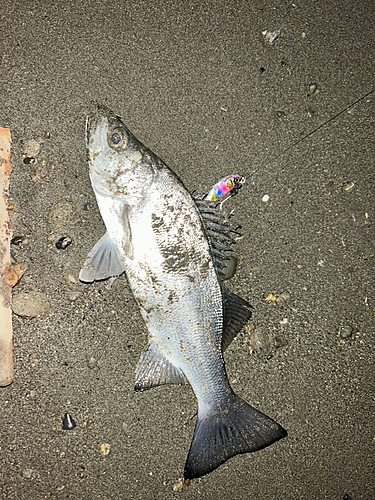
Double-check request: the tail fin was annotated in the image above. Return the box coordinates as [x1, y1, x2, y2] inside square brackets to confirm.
[184, 392, 287, 480]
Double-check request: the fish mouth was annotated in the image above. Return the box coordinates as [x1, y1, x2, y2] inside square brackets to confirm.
[85, 104, 129, 150]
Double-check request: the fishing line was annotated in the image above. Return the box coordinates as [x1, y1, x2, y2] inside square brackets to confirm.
[245, 87, 375, 181]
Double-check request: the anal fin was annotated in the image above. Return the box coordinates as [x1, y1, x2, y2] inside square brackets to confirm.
[79, 232, 124, 282]
[135, 343, 185, 391]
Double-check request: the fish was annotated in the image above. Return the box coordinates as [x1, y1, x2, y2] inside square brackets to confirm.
[80, 105, 287, 480]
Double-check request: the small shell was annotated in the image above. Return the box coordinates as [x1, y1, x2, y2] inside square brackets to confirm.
[11, 235, 25, 245]
[62, 413, 76, 430]
[262, 29, 279, 43]
[344, 182, 355, 193]
[56, 236, 72, 250]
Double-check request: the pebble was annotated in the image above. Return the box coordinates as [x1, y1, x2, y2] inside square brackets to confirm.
[273, 336, 287, 349]
[86, 356, 97, 369]
[65, 274, 77, 285]
[100, 443, 110, 456]
[249, 327, 271, 353]
[47, 199, 77, 233]
[306, 107, 314, 118]
[276, 292, 291, 305]
[221, 256, 237, 280]
[262, 194, 269, 203]
[309, 83, 318, 94]
[12, 291, 50, 318]
[67, 290, 81, 302]
[11, 262, 30, 284]
[172, 480, 184, 492]
[23, 139, 40, 158]
[340, 325, 353, 338]
[56, 236, 72, 250]
[20, 468, 33, 479]
[276, 110, 286, 119]
[62, 413, 76, 430]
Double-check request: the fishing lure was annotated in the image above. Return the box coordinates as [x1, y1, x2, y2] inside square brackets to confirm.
[205, 174, 245, 202]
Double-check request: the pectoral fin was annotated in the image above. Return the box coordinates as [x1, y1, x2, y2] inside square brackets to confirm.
[79, 232, 124, 282]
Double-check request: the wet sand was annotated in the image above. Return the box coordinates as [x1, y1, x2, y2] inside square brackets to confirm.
[0, 1, 374, 498]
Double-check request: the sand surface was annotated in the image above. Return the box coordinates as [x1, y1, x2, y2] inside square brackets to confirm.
[0, 1, 374, 498]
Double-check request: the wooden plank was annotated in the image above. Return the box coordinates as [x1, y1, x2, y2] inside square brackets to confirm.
[0, 127, 13, 386]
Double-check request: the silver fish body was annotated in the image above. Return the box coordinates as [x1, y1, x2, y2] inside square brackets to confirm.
[80, 105, 286, 479]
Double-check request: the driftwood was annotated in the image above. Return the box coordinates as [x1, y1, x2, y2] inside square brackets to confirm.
[0, 127, 13, 386]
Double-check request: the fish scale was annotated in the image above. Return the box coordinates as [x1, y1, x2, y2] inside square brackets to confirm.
[80, 105, 287, 480]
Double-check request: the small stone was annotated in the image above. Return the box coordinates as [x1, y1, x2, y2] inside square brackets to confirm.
[249, 327, 271, 353]
[12, 291, 50, 318]
[65, 274, 77, 285]
[11, 262, 30, 282]
[309, 83, 317, 94]
[173, 480, 184, 492]
[20, 468, 33, 479]
[23, 139, 40, 158]
[221, 256, 237, 280]
[306, 107, 314, 118]
[86, 356, 97, 369]
[276, 292, 291, 305]
[276, 110, 286, 119]
[100, 443, 110, 456]
[48, 199, 77, 233]
[56, 236, 72, 250]
[62, 413, 76, 430]
[273, 336, 287, 349]
[262, 194, 269, 202]
[340, 325, 353, 338]
[67, 290, 81, 302]
[265, 294, 276, 301]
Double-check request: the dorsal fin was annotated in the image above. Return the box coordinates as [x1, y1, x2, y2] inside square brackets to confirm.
[194, 197, 239, 279]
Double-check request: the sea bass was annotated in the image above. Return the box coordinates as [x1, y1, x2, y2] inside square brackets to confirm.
[80, 105, 287, 479]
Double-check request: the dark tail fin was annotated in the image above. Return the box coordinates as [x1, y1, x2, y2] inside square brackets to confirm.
[184, 392, 287, 480]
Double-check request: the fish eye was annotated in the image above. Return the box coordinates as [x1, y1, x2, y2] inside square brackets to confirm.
[108, 128, 128, 149]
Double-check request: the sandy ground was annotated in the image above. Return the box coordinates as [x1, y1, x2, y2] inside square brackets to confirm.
[0, 0, 374, 498]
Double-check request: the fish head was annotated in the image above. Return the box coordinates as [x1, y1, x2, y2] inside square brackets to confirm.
[86, 105, 155, 206]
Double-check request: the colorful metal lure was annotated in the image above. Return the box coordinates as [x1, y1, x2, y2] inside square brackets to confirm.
[205, 174, 245, 202]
